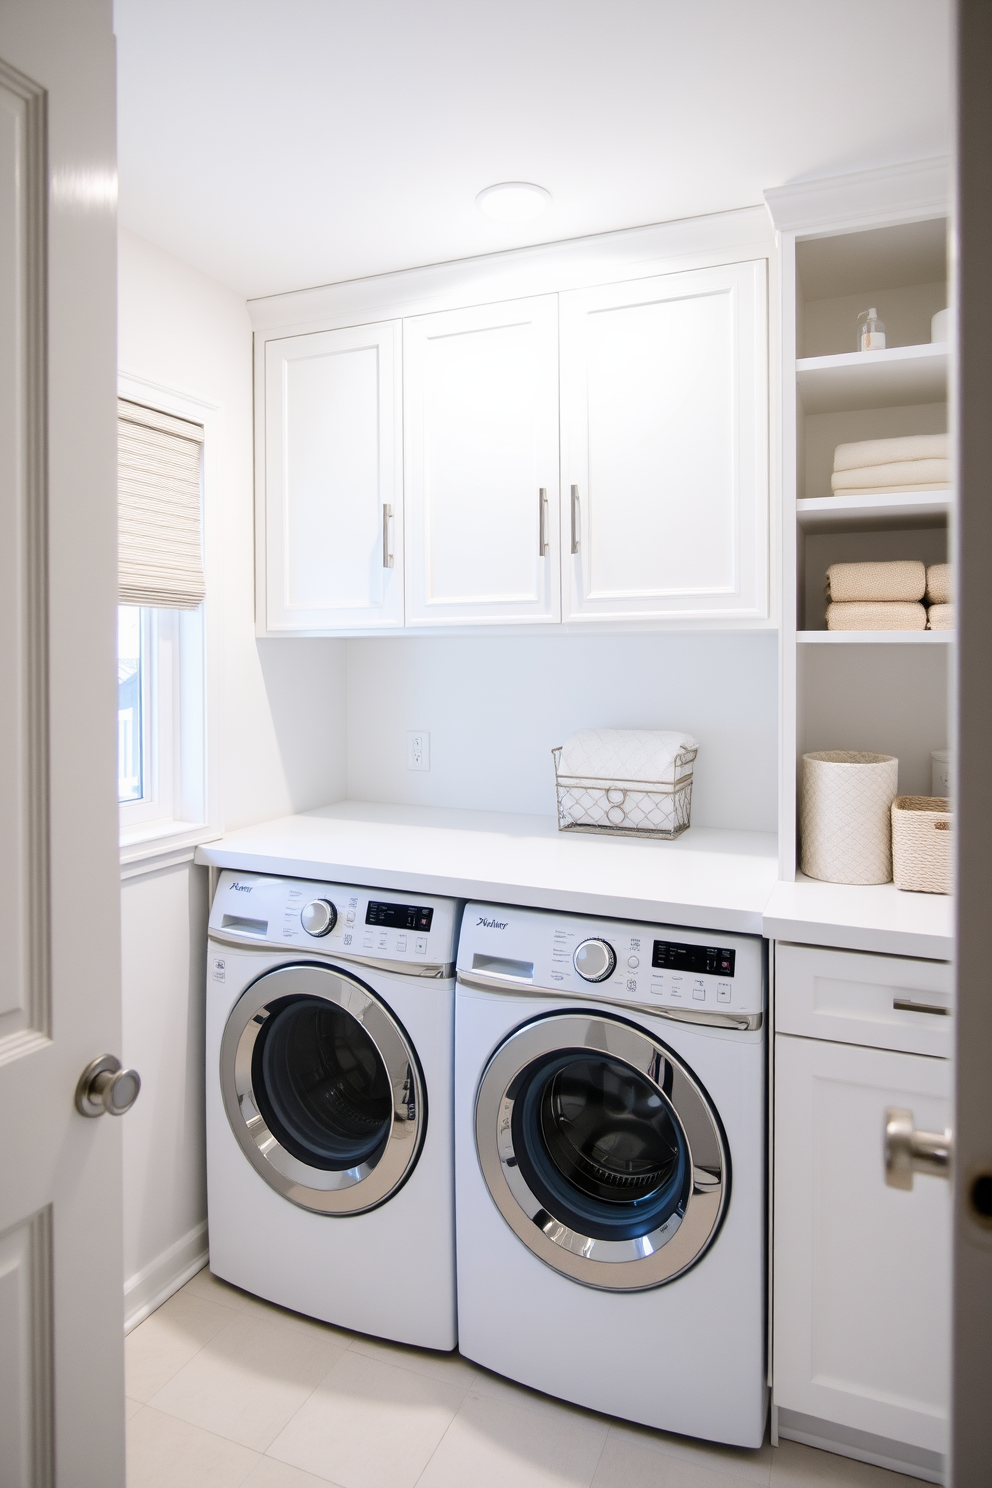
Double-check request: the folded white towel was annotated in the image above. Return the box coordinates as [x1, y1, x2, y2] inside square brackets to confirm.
[826, 602, 928, 631]
[832, 458, 949, 492]
[829, 482, 951, 497]
[827, 560, 926, 604]
[833, 433, 948, 471]
[926, 563, 952, 604]
[557, 728, 697, 784]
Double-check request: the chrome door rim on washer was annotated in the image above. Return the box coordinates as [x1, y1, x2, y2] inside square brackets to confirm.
[220, 962, 425, 1214]
[475, 1011, 729, 1290]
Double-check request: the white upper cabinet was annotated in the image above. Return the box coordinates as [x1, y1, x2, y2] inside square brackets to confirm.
[560, 262, 768, 621]
[262, 321, 403, 632]
[403, 295, 560, 626]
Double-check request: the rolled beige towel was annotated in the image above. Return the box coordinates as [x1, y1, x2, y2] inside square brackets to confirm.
[827, 560, 926, 603]
[928, 603, 955, 631]
[833, 433, 948, 470]
[826, 602, 928, 631]
[926, 563, 952, 604]
[831, 458, 950, 492]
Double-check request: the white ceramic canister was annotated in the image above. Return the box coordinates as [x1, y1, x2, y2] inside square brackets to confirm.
[800, 751, 899, 885]
[931, 748, 952, 798]
[931, 307, 950, 343]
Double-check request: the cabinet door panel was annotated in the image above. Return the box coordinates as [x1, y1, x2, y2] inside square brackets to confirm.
[404, 296, 559, 625]
[561, 262, 767, 621]
[774, 1033, 950, 1454]
[263, 321, 402, 632]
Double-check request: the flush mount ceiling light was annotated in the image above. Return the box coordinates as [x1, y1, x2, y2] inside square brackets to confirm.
[475, 182, 551, 222]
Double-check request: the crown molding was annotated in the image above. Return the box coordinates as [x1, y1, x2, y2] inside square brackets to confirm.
[764, 156, 951, 236]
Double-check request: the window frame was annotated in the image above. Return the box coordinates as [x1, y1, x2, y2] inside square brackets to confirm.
[117, 372, 221, 867]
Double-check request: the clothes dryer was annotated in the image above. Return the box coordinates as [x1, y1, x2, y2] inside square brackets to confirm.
[455, 902, 767, 1446]
[205, 870, 460, 1349]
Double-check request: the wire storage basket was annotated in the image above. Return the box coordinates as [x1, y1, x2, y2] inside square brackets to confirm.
[552, 740, 698, 840]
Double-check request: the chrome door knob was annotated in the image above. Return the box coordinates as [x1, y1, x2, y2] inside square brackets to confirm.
[573, 938, 617, 982]
[884, 1107, 953, 1190]
[301, 898, 337, 937]
[75, 1055, 141, 1118]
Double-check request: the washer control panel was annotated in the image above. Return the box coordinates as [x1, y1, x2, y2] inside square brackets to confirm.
[457, 902, 763, 1016]
[209, 870, 459, 966]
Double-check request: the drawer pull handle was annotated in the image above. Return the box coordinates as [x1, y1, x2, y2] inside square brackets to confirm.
[885, 1108, 952, 1190]
[892, 998, 950, 1016]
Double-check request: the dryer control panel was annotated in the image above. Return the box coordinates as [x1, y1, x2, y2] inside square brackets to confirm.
[457, 902, 763, 1017]
[209, 870, 460, 969]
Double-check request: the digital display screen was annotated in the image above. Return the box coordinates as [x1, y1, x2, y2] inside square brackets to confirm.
[652, 941, 735, 977]
[365, 901, 434, 932]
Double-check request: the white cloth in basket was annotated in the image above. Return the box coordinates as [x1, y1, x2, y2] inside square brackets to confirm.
[558, 729, 698, 783]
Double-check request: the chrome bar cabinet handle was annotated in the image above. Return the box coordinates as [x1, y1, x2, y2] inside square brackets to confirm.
[538, 488, 549, 556]
[570, 484, 580, 554]
[382, 504, 394, 569]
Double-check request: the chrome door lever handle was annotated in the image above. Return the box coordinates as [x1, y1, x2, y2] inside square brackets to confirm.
[884, 1106, 952, 1189]
[75, 1055, 141, 1118]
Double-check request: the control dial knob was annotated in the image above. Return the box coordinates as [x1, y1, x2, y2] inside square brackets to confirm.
[573, 938, 617, 983]
[300, 898, 337, 937]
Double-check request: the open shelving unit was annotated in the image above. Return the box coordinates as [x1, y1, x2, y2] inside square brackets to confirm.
[771, 195, 954, 879]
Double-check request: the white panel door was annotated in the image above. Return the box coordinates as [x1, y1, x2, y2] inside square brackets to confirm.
[263, 321, 403, 632]
[774, 1033, 950, 1456]
[404, 295, 560, 625]
[0, 2, 125, 1484]
[560, 262, 768, 621]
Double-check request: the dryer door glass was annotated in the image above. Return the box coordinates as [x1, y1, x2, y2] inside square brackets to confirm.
[475, 1011, 729, 1291]
[252, 996, 393, 1172]
[220, 963, 425, 1215]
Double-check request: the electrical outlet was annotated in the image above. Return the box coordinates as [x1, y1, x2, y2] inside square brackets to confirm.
[407, 730, 430, 771]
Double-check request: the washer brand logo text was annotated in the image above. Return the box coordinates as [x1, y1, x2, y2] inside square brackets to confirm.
[477, 915, 508, 929]
[231, 882, 252, 893]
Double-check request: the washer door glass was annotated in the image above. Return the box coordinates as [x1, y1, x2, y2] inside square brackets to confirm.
[221, 963, 425, 1214]
[476, 1011, 728, 1290]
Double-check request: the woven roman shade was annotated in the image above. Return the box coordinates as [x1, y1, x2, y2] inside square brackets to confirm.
[118, 398, 205, 609]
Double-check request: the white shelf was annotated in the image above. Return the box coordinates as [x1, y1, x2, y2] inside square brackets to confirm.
[763, 876, 953, 961]
[796, 342, 948, 414]
[797, 630, 953, 644]
[796, 490, 950, 531]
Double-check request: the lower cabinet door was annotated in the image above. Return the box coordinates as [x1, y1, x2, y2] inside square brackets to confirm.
[774, 1033, 950, 1456]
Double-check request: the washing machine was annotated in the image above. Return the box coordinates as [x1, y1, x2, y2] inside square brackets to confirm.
[205, 870, 461, 1349]
[455, 902, 767, 1447]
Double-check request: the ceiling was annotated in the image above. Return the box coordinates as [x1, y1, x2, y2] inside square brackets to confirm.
[114, 0, 952, 301]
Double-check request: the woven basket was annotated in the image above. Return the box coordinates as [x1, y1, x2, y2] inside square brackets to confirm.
[800, 751, 898, 885]
[892, 796, 953, 894]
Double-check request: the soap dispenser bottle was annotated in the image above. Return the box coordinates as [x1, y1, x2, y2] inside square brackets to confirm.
[857, 307, 886, 351]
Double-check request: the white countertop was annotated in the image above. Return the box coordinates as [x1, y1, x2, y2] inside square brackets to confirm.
[194, 801, 954, 959]
[763, 873, 953, 961]
[195, 800, 779, 937]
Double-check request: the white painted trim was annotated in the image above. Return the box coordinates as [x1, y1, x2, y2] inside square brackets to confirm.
[119, 829, 221, 879]
[763, 157, 950, 236]
[777, 1410, 943, 1485]
[248, 207, 774, 338]
[123, 1220, 209, 1334]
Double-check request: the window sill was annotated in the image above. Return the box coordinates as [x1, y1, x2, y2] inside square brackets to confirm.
[119, 821, 222, 878]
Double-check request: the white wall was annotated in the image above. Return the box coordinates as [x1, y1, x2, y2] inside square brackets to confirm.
[346, 630, 778, 833]
[118, 229, 347, 1325]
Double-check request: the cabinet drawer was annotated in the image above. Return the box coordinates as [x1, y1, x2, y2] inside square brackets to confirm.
[775, 943, 952, 1057]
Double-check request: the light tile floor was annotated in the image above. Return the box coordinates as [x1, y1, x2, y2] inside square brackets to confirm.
[126, 1268, 920, 1488]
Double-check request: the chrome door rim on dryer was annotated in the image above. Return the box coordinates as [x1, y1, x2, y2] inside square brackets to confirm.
[475, 1011, 728, 1290]
[220, 962, 425, 1214]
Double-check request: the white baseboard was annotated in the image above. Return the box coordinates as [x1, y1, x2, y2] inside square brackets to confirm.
[124, 1220, 209, 1334]
[776, 1408, 945, 1485]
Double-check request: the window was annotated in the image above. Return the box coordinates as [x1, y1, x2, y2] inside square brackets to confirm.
[117, 394, 209, 850]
